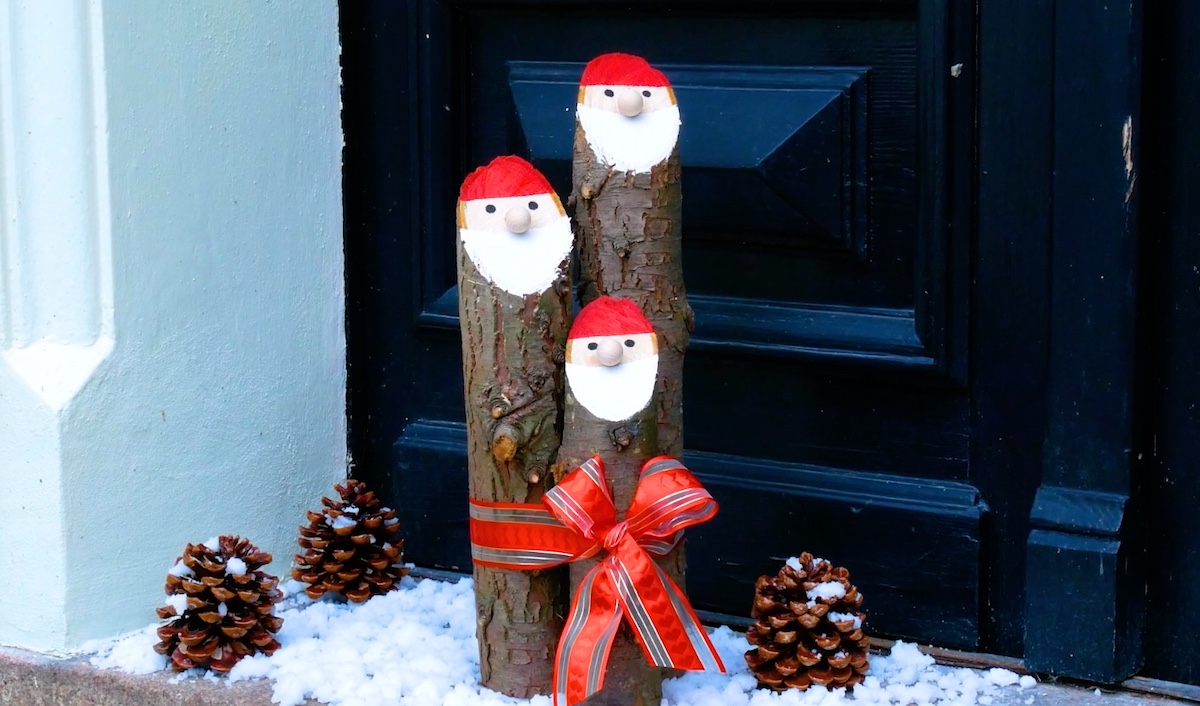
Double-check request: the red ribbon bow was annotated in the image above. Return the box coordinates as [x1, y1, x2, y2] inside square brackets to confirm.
[469, 455, 726, 706]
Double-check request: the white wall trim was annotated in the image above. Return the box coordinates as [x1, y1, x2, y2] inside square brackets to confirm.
[0, 0, 345, 651]
[0, 0, 115, 409]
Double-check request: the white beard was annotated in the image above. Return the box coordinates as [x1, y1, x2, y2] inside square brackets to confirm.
[459, 217, 572, 297]
[566, 355, 658, 422]
[577, 104, 680, 174]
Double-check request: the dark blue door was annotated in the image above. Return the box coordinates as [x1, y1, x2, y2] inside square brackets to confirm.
[341, 0, 1182, 682]
[1142, 0, 1200, 687]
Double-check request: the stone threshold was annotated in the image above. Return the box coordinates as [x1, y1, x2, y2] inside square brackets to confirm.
[0, 646, 318, 706]
[1, 642, 1192, 706]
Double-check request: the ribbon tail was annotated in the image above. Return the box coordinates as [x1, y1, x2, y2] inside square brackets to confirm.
[650, 561, 726, 673]
[553, 564, 623, 706]
[608, 544, 726, 673]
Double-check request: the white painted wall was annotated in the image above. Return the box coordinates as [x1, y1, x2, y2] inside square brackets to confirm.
[0, 0, 344, 650]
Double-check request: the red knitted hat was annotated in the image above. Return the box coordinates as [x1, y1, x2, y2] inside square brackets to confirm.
[569, 296, 655, 340]
[580, 53, 671, 88]
[459, 156, 555, 202]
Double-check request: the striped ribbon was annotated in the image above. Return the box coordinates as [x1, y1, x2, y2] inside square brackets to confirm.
[469, 455, 726, 706]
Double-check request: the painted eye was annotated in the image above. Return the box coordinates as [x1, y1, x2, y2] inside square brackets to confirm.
[604, 89, 615, 97]
[624, 339, 635, 347]
[642, 90, 651, 98]
[485, 204, 496, 214]
[587, 342, 598, 351]
[528, 201, 538, 210]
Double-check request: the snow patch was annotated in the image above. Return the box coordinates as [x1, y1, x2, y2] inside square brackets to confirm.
[167, 560, 194, 578]
[328, 514, 357, 530]
[806, 581, 846, 602]
[827, 612, 863, 629]
[226, 557, 248, 575]
[83, 625, 167, 676]
[164, 594, 189, 615]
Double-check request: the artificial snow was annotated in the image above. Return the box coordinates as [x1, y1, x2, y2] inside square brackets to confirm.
[84, 625, 166, 676]
[227, 557, 248, 575]
[328, 514, 358, 530]
[86, 576, 1042, 706]
[164, 593, 190, 615]
[827, 612, 863, 629]
[167, 560, 194, 578]
[806, 581, 847, 602]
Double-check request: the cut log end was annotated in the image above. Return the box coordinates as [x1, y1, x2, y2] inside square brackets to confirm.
[492, 425, 520, 462]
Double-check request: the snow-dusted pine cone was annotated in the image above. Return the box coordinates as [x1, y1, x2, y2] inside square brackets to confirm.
[154, 536, 283, 672]
[292, 480, 409, 602]
[745, 553, 869, 691]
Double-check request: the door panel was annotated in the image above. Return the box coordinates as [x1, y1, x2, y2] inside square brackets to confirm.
[1142, 0, 1200, 683]
[345, 0, 990, 652]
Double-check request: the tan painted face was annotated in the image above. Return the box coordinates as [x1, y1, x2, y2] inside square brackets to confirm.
[457, 192, 565, 230]
[565, 332, 658, 366]
[578, 85, 677, 116]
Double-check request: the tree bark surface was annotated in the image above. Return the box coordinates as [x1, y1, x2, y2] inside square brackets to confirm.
[570, 125, 692, 592]
[556, 383, 662, 706]
[571, 125, 692, 461]
[457, 243, 569, 698]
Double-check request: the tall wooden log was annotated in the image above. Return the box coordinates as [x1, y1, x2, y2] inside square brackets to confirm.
[556, 295, 667, 706]
[456, 156, 571, 698]
[571, 54, 691, 595]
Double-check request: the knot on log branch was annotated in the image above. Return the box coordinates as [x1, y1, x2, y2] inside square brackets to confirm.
[612, 235, 632, 259]
[609, 422, 638, 449]
[492, 422, 523, 462]
[526, 463, 547, 485]
[489, 397, 511, 419]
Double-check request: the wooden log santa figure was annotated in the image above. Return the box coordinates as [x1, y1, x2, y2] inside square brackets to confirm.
[570, 52, 695, 649]
[456, 155, 571, 697]
[467, 295, 724, 706]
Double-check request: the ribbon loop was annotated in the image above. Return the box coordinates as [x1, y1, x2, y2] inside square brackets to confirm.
[469, 455, 725, 706]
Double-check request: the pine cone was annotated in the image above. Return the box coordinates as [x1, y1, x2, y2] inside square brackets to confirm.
[292, 480, 409, 602]
[745, 553, 869, 691]
[154, 536, 283, 672]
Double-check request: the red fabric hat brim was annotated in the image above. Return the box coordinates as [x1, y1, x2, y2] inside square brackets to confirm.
[459, 155, 556, 202]
[569, 296, 656, 340]
[580, 53, 671, 88]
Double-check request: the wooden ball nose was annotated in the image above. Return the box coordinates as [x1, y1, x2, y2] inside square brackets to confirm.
[505, 205, 532, 234]
[596, 338, 623, 367]
[617, 89, 644, 117]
